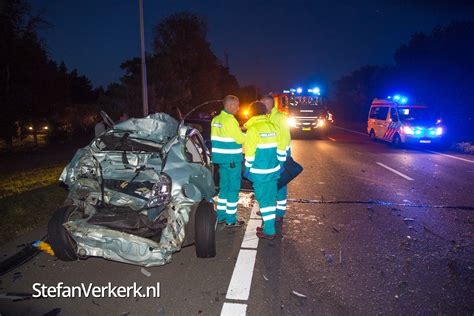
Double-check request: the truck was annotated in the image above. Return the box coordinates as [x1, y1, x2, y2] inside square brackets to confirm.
[272, 87, 332, 136]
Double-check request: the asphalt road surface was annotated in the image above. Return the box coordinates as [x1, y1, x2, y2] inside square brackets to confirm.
[1, 126, 473, 315]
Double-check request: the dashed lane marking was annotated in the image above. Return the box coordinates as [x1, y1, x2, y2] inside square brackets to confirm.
[225, 249, 257, 301]
[241, 219, 260, 249]
[376, 162, 414, 181]
[327, 137, 337, 142]
[221, 302, 247, 315]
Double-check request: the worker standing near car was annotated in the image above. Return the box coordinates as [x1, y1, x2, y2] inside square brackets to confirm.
[211, 95, 246, 227]
[261, 95, 291, 221]
[244, 101, 286, 239]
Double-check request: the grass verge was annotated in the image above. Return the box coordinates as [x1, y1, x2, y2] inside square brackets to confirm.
[0, 184, 67, 244]
[0, 165, 65, 199]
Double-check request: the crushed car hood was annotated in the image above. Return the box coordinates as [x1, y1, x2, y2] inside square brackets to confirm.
[60, 113, 179, 210]
[111, 113, 178, 143]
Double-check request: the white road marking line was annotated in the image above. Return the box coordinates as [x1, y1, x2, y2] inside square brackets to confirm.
[221, 302, 247, 316]
[222, 203, 260, 314]
[376, 162, 414, 181]
[423, 149, 474, 164]
[222, 202, 260, 314]
[241, 219, 260, 249]
[332, 125, 367, 136]
[327, 137, 336, 142]
[225, 249, 257, 300]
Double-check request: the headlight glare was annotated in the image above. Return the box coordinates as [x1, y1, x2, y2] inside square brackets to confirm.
[403, 126, 414, 135]
[287, 117, 297, 127]
[316, 118, 325, 128]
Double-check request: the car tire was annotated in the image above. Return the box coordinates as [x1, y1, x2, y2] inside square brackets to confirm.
[195, 200, 216, 258]
[392, 133, 402, 147]
[369, 129, 376, 142]
[47, 205, 83, 261]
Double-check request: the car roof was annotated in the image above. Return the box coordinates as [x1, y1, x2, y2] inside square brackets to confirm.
[371, 99, 428, 108]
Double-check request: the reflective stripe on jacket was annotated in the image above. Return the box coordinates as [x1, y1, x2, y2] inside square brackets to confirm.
[244, 115, 286, 182]
[211, 110, 245, 164]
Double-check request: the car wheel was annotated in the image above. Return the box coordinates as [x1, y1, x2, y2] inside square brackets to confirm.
[369, 129, 376, 142]
[195, 200, 216, 258]
[392, 133, 402, 147]
[47, 205, 83, 261]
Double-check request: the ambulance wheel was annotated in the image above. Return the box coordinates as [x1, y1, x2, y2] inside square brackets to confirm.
[369, 129, 376, 142]
[392, 134, 402, 147]
[195, 200, 216, 258]
[47, 206, 83, 261]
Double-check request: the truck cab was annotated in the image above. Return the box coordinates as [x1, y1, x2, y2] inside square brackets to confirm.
[273, 88, 330, 136]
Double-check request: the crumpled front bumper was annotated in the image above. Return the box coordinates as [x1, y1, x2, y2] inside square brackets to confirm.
[65, 203, 195, 267]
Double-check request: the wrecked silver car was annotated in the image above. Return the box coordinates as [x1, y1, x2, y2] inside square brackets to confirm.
[48, 113, 217, 267]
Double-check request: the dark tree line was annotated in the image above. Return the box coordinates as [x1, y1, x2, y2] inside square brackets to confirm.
[330, 21, 474, 134]
[1, 3, 257, 152]
[100, 12, 255, 118]
[0, 0, 99, 149]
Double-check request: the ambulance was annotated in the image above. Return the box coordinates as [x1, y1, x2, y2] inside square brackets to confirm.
[367, 95, 444, 146]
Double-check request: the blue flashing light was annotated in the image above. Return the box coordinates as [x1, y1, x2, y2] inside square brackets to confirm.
[290, 88, 296, 93]
[393, 95, 401, 101]
[312, 87, 321, 95]
[387, 96, 392, 99]
[401, 97, 408, 104]
[296, 87, 303, 94]
[283, 89, 290, 93]
[414, 128, 424, 136]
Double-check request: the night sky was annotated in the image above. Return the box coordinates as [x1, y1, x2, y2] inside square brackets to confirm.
[31, 0, 473, 94]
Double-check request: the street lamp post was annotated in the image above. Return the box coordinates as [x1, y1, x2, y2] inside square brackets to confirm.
[138, 0, 149, 117]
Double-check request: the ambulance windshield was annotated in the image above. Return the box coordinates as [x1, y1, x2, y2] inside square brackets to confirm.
[398, 107, 435, 122]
